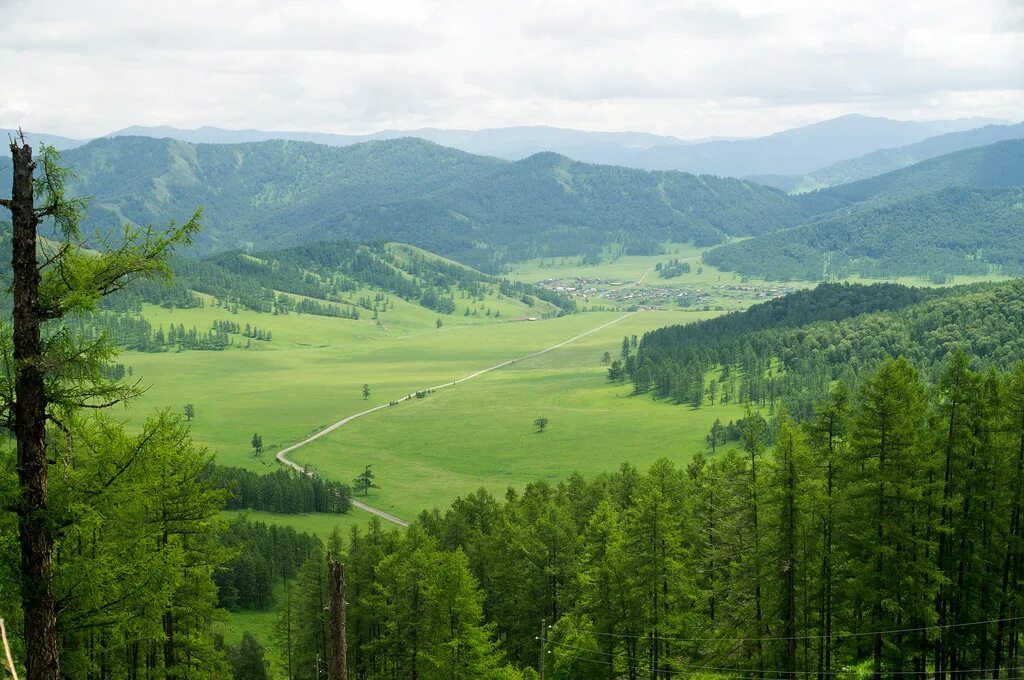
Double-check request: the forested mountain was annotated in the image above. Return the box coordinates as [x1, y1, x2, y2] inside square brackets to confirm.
[176, 239, 573, 314]
[754, 120, 1024, 192]
[704, 187, 1024, 280]
[627, 280, 1024, 416]
[797, 138, 1024, 213]
[104, 115, 999, 176]
[702, 140, 1024, 280]
[46, 136, 807, 270]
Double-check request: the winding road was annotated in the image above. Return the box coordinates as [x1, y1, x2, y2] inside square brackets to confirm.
[275, 312, 635, 526]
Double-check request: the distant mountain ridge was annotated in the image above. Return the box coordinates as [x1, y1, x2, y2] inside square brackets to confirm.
[0, 128, 88, 150]
[753, 121, 1024, 192]
[704, 139, 1024, 280]
[5, 113, 1004, 180]
[105, 115, 1002, 177]
[43, 135, 809, 271]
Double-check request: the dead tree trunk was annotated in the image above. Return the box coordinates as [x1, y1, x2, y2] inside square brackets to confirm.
[4, 138, 60, 680]
[328, 558, 348, 680]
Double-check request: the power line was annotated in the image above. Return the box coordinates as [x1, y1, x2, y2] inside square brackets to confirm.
[546, 641, 1024, 680]
[548, 639, 1024, 677]
[582, 615, 1024, 643]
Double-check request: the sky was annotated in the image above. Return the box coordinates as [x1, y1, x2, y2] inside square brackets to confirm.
[2, 0, 1022, 140]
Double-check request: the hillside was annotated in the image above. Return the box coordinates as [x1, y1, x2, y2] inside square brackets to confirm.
[754, 121, 1024, 192]
[798, 138, 1024, 213]
[624, 114, 997, 177]
[48, 136, 808, 270]
[103, 115, 1000, 176]
[703, 187, 1024, 280]
[0, 128, 87, 150]
[629, 279, 1024, 414]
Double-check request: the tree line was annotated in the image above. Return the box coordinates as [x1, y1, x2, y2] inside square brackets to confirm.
[627, 280, 1024, 417]
[207, 465, 352, 514]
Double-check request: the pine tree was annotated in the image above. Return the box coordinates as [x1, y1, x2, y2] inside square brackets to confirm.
[842, 358, 938, 679]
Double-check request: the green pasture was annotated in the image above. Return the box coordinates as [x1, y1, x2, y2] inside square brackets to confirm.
[290, 310, 748, 520]
[222, 510, 371, 541]
[118, 302, 738, 519]
[510, 243, 1009, 306]
[119, 299, 593, 471]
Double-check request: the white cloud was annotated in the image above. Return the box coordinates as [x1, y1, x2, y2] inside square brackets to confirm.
[1, 0, 1021, 138]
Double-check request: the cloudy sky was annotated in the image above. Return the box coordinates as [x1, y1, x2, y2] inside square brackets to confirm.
[2, 0, 1022, 139]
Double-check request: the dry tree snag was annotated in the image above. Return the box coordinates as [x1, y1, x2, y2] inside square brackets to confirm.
[328, 558, 348, 680]
[4, 137, 60, 680]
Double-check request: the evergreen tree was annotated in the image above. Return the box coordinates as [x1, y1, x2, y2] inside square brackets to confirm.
[226, 632, 271, 680]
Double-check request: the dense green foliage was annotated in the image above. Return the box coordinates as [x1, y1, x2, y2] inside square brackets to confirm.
[49, 136, 807, 270]
[215, 521, 322, 612]
[796, 138, 1024, 214]
[0, 413, 232, 678]
[326, 354, 1024, 678]
[628, 280, 1024, 417]
[209, 466, 352, 514]
[275, 522, 528, 680]
[704, 187, 1024, 279]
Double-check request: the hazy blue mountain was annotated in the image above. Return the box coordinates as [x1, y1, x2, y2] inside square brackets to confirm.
[103, 115, 1001, 176]
[753, 121, 1024, 192]
[624, 114, 1004, 177]
[106, 124, 694, 163]
[0, 128, 88, 150]
[50, 135, 807, 271]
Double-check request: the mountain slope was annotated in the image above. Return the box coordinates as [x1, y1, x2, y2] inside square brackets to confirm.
[624, 114, 999, 177]
[0, 128, 87, 150]
[756, 121, 1024, 192]
[50, 136, 807, 270]
[704, 187, 1024, 280]
[629, 279, 1024, 415]
[702, 139, 1024, 280]
[797, 139, 1024, 214]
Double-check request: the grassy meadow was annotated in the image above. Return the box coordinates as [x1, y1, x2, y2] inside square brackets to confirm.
[290, 310, 749, 519]
[512, 242, 1010, 299]
[119, 300, 741, 520]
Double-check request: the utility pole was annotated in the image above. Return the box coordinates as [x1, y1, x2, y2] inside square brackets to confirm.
[539, 618, 547, 680]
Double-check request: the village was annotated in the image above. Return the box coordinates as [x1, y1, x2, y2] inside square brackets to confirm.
[535, 276, 799, 310]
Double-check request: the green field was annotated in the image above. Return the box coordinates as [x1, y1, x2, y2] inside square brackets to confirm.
[280, 310, 746, 520]
[511, 243, 1010, 302]
[222, 510, 371, 540]
[120, 302, 741, 520]
[118, 247, 1012, 524]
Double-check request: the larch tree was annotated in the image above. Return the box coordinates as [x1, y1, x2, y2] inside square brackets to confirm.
[1, 137, 198, 680]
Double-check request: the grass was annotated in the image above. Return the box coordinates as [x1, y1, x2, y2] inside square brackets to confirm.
[290, 310, 748, 519]
[222, 510, 373, 541]
[510, 243, 1011, 309]
[119, 301, 599, 472]
[212, 609, 289, 678]
[118, 300, 740, 521]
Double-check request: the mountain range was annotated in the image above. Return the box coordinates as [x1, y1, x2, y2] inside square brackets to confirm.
[4, 113, 1010, 179]
[48, 135, 807, 271]
[705, 140, 1024, 280]
[6, 115, 1022, 279]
